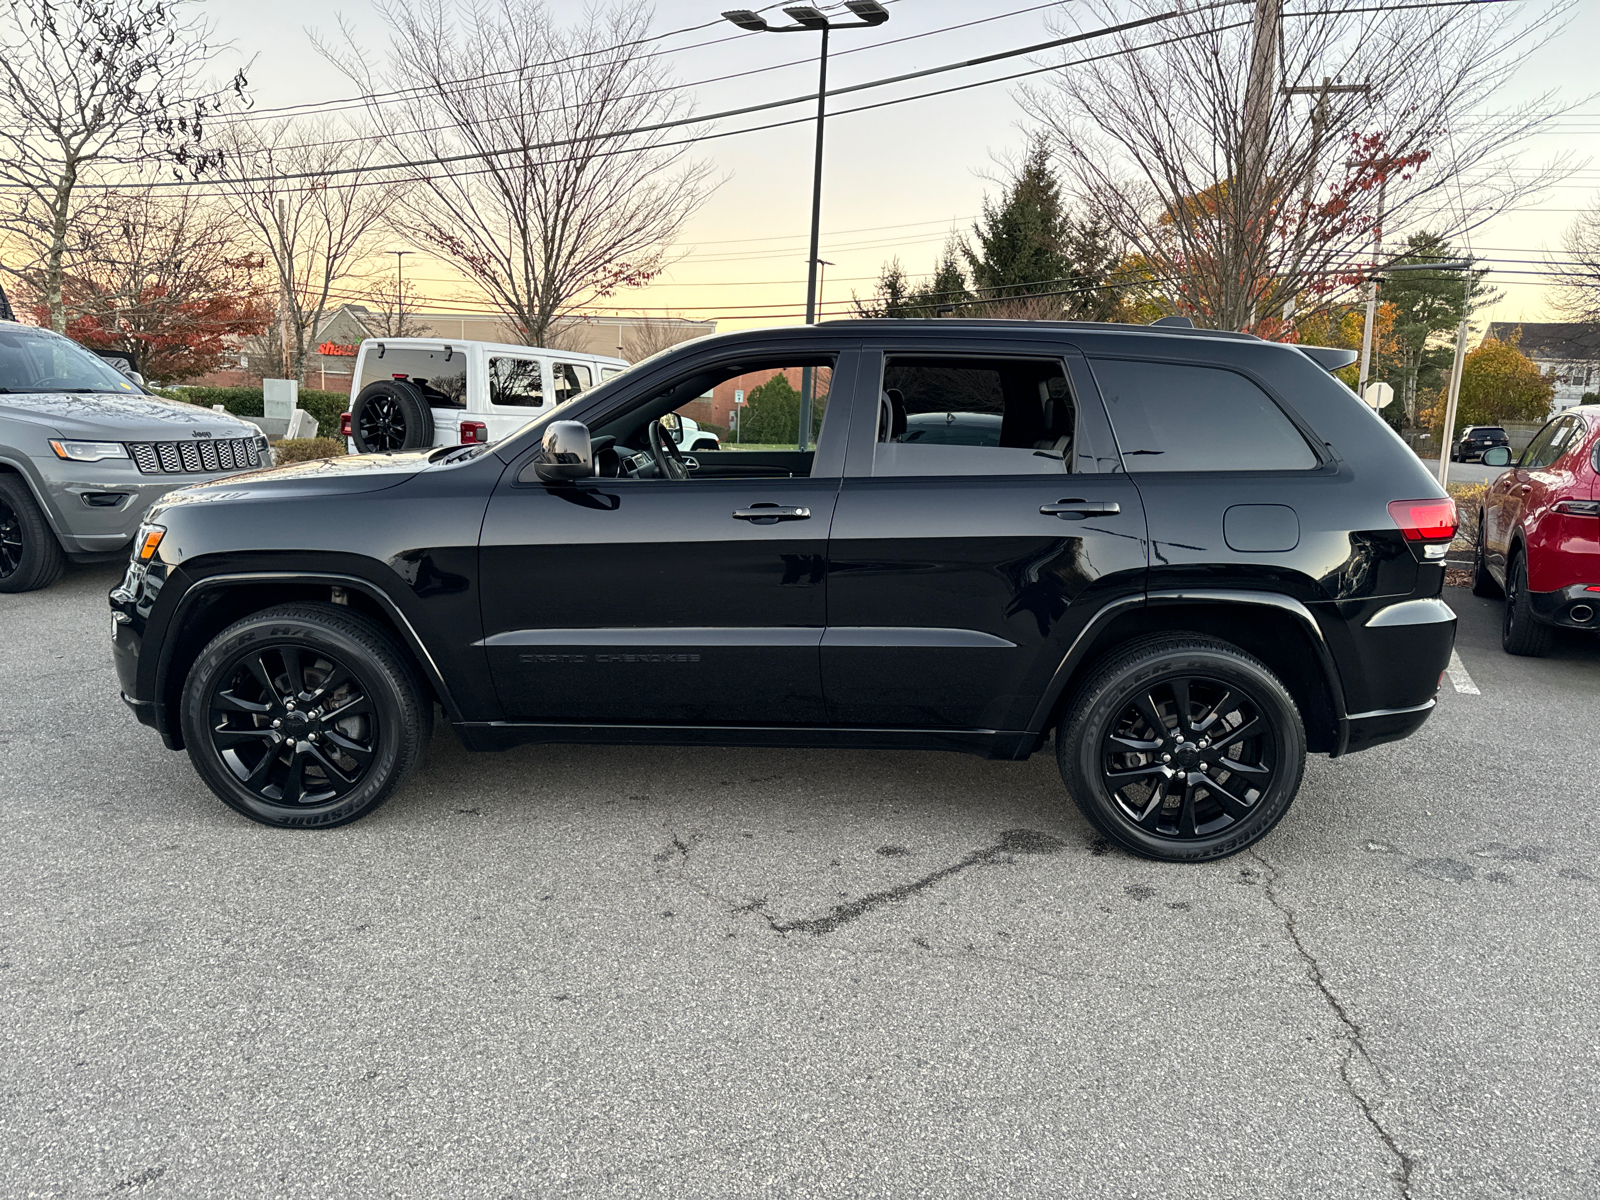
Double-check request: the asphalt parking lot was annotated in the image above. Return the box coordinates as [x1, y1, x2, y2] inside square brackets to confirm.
[3, 565, 1598, 1199]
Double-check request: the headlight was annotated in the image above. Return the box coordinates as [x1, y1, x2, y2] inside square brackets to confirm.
[50, 440, 128, 462]
[134, 524, 166, 563]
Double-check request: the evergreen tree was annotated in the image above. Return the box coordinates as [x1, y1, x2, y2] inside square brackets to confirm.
[739, 372, 827, 444]
[963, 139, 1074, 308]
[854, 244, 969, 318]
[1378, 232, 1492, 427]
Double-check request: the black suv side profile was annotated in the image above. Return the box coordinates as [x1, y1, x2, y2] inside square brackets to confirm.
[110, 319, 1458, 861]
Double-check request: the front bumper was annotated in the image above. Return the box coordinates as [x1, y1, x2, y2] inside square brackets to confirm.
[37, 455, 262, 556]
[1530, 583, 1600, 632]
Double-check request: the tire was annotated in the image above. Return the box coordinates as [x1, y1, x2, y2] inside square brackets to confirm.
[1056, 635, 1306, 862]
[0, 473, 67, 594]
[1471, 516, 1502, 599]
[1501, 553, 1552, 658]
[350, 380, 435, 453]
[179, 603, 431, 828]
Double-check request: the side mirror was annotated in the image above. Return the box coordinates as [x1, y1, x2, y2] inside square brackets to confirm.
[531, 420, 594, 482]
[1482, 446, 1512, 467]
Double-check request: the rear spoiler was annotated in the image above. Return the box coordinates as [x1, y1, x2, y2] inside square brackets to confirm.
[1298, 345, 1359, 372]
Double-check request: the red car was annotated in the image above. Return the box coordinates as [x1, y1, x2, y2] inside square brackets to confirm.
[1474, 404, 1600, 655]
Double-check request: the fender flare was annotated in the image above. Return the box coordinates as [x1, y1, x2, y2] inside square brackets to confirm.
[1024, 588, 1351, 752]
[151, 570, 463, 730]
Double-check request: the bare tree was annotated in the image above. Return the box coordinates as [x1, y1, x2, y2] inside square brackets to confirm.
[213, 119, 403, 381]
[1552, 196, 1600, 325]
[1019, 0, 1574, 333]
[349, 275, 428, 339]
[0, 0, 246, 331]
[619, 316, 708, 363]
[6, 187, 268, 380]
[320, 0, 716, 348]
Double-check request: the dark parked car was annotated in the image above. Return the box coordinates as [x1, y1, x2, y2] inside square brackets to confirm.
[110, 319, 1458, 861]
[1473, 406, 1600, 655]
[1452, 425, 1510, 463]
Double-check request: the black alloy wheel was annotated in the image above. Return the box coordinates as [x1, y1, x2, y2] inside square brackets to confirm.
[207, 644, 379, 806]
[1058, 636, 1305, 861]
[180, 603, 430, 827]
[0, 494, 21, 579]
[1501, 553, 1552, 658]
[0, 474, 66, 594]
[358, 393, 410, 451]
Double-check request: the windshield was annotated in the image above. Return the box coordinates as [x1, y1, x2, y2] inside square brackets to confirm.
[0, 326, 142, 394]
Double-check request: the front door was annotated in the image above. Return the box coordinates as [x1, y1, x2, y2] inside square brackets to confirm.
[478, 345, 862, 725]
[822, 342, 1148, 730]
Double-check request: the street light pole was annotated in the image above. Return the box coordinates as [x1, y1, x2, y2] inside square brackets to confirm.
[722, 4, 889, 450]
[389, 249, 414, 335]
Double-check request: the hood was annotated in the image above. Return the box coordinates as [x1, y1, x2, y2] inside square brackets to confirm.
[153, 449, 437, 515]
[0, 390, 261, 441]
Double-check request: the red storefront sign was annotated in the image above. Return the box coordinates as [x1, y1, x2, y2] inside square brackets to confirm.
[318, 341, 359, 356]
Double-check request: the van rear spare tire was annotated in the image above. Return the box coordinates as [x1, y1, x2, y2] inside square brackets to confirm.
[350, 380, 434, 452]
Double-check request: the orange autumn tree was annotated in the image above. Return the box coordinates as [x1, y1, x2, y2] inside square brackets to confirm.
[1419, 331, 1554, 441]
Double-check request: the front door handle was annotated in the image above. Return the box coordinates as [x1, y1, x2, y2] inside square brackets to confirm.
[1041, 499, 1121, 519]
[733, 504, 811, 523]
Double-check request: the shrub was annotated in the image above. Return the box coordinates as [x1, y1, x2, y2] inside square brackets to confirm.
[272, 437, 348, 465]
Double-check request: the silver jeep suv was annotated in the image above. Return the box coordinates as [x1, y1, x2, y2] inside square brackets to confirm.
[0, 322, 271, 593]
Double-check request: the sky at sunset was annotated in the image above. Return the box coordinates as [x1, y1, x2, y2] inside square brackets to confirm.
[214, 0, 1600, 337]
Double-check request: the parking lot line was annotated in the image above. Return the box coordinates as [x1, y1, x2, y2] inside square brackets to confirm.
[1446, 649, 1481, 695]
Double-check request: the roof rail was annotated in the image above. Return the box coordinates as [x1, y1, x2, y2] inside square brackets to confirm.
[1150, 315, 1195, 328]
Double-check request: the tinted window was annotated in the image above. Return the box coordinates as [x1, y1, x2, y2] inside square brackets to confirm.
[1520, 419, 1567, 469]
[1090, 358, 1316, 472]
[874, 356, 1074, 477]
[358, 346, 466, 409]
[551, 362, 592, 404]
[489, 356, 542, 407]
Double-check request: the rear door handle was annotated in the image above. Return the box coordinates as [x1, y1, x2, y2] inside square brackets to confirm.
[1041, 499, 1121, 519]
[733, 504, 811, 523]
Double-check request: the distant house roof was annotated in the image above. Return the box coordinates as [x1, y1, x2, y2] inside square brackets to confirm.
[1484, 322, 1600, 360]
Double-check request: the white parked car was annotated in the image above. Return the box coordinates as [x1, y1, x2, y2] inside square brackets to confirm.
[668, 413, 721, 453]
[341, 338, 630, 453]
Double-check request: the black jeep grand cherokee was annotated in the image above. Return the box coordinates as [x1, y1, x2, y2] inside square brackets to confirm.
[110, 319, 1458, 861]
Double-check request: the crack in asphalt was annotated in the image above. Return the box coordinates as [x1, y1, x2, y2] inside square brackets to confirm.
[1250, 850, 1417, 1199]
[759, 830, 1067, 936]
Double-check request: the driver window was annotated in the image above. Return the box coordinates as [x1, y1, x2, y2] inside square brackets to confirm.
[591, 354, 836, 482]
[1520, 420, 1564, 469]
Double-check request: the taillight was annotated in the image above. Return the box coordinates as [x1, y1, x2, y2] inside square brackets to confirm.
[460, 421, 488, 444]
[339, 412, 352, 437]
[1388, 498, 1457, 560]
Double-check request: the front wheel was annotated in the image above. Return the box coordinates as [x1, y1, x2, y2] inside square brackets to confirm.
[1057, 636, 1306, 862]
[179, 603, 431, 827]
[0, 474, 66, 594]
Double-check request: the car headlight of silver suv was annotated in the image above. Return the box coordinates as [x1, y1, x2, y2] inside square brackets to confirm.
[49, 439, 128, 463]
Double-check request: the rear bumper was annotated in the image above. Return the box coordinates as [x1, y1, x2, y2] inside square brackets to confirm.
[1332, 597, 1456, 756]
[1530, 584, 1600, 631]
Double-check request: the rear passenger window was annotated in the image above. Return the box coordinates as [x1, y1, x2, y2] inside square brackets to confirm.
[875, 356, 1075, 477]
[489, 356, 542, 407]
[1090, 358, 1317, 472]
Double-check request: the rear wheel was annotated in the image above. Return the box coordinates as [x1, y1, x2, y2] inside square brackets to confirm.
[0, 474, 66, 594]
[350, 380, 434, 452]
[1471, 515, 1502, 599]
[1057, 636, 1305, 862]
[179, 603, 431, 827]
[1501, 553, 1552, 657]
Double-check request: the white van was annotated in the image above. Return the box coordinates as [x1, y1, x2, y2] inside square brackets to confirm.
[341, 338, 630, 453]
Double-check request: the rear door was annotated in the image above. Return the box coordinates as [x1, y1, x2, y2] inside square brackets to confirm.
[484, 352, 547, 442]
[821, 337, 1147, 730]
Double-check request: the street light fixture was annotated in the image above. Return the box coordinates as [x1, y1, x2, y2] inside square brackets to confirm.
[720, 0, 889, 450]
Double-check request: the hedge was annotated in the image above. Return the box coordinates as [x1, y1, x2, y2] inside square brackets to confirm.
[272, 437, 348, 464]
[154, 385, 348, 440]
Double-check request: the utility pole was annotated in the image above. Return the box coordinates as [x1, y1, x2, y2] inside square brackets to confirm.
[276, 198, 293, 381]
[1437, 270, 1476, 489]
[1236, 0, 1282, 331]
[1357, 176, 1386, 398]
